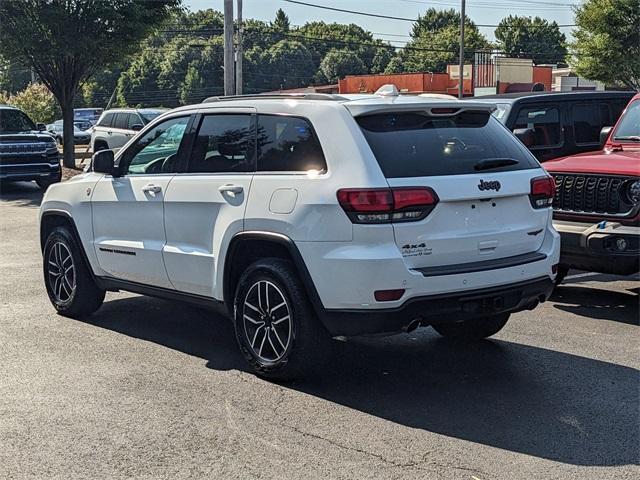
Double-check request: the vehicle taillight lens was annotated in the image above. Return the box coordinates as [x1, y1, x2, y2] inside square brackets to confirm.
[530, 176, 556, 209]
[337, 187, 438, 223]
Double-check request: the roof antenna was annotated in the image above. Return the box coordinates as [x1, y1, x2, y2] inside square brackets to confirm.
[375, 84, 399, 97]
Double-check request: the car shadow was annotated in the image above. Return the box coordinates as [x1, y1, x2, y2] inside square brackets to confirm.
[563, 271, 639, 285]
[0, 181, 43, 207]
[551, 285, 639, 325]
[78, 294, 639, 467]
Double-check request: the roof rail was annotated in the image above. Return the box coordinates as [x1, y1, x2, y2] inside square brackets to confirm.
[202, 92, 348, 103]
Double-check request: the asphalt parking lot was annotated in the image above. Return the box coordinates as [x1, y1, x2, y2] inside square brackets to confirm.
[1, 181, 638, 480]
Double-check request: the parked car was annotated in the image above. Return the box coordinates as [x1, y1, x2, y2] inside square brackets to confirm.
[545, 93, 640, 282]
[477, 91, 634, 162]
[0, 105, 61, 190]
[91, 108, 167, 152]
[74, 108, 103, 128]
[46, 120, 91, 145]
[40, 87, 559, 379]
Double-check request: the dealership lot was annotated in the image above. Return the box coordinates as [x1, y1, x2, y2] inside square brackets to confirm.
[1, 182, 638, 480]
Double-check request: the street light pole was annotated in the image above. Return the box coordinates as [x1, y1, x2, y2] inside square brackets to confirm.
[223, 0, 234, 96]
[458, 0, 466, 99]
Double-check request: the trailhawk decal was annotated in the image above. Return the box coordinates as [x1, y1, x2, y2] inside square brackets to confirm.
[401, 243, 432, 257]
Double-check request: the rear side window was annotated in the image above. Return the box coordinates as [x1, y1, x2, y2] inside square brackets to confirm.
[113, 113, 129, 130]
[97, 112, 114, 127]
[187, 114, 254, 173]
[127, 113, 143, 130]
[513, 106, 563, 148]
[356, 111, 538, 178]
[572, 103, 611, 145]
[257, 115, 326, 172]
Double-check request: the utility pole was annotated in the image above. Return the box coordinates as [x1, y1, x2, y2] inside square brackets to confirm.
[458, 0, 466, 99]
[223, 0, 234, 96]
[235, 0, 243, 95]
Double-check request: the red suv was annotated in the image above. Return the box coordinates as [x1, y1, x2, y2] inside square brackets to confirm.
[545, 93, 640, 281]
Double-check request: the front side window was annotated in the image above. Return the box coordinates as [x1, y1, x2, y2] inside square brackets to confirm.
[612, 99, 640, 141]
[573, 103, 611, 145]
[187, 114, 254, 173]
[257, 115, 326, 172]
[121, 116, 190, 175]
[513, 105, 563, 148]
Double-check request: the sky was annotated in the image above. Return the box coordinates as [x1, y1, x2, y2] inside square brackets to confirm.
[184, 0, 578, 42]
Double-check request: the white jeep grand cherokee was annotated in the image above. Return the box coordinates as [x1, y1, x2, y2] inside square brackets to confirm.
[40, 87, 560, 379]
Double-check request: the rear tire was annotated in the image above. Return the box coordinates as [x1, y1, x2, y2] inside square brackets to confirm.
[554, 266, 569, 286]
[233, 258, 329, 381]
[43, 226, 105, 318]
[432, 313, 510, 341]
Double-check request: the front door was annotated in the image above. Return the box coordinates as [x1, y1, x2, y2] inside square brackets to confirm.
[163, 110, 255, 298]
[91, 115, 192, 288]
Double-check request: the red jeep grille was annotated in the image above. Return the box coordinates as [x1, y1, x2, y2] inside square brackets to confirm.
[551, 173, 629, 215]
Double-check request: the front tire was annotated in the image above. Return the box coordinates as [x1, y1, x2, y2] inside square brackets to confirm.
[36, 171, 61, 190]
[233, 258, 329, 381]
[43, 226, 105, 318]
[432, 313, 510, 341]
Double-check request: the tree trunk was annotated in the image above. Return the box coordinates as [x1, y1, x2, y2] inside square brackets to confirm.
[61, 98, 75, 169]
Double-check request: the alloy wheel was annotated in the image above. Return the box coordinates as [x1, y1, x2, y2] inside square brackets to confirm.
[242, 280, 292, 362]
[47, 241, 76, 304]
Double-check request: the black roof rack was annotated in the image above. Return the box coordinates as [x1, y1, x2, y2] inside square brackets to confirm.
[202, 92, 349, 103]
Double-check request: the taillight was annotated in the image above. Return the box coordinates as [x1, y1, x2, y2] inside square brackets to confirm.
[530, 176, 555, 209]
[337, 187, 438, 224]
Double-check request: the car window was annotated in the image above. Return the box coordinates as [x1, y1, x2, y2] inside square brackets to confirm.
[128, 113, 143, 130]
[97, 112, 114, 128]
[257, 115, 327, 172]
[113, 113, 130, 130]
[0, 109, 36, 132]
[612, 99, 640, 140]
[121, 116, 190, 175]
[490, 103, 511, 124]
[356, 111, 538, 178]
[572, 103, 611, 145]
[187, 114, 254, 173]
[513, 106, 563, 148]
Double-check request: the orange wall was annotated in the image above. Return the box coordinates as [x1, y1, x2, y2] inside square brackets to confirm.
[532, 66, 553, 91]
[338, 73, 473, 96]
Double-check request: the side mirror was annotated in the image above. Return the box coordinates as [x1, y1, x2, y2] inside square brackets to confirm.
[131, 124, 144, 131]
[599, 126, 612, 149]
[36, 123, 46, 131]
[92, 149, 117, 176]
[514, 127, 535, 147]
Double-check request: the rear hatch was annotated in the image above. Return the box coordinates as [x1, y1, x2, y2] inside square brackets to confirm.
[354, 106, 551, 271]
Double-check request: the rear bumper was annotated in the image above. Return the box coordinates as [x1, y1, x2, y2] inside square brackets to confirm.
[554, 220, 640, 275]
[318, 277, 554, 336]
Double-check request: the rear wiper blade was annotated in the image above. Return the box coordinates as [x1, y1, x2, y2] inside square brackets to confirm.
[613, 135, 640, 142]
[474, 158, 519, 171]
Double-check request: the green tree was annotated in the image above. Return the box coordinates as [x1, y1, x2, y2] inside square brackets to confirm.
[572, 0, 640, 90]
[320, 49, 366, 83]
[266, 40, 315, 90]
[495, 16, 567, 65]
[116, 47, 165, 107]
[0, 55, 32, 94]
[384, 56, 405, 74]
[371, 48, 394, 74]
[402, 9, 489, 73]
[272, 8, 290, 32]
[7, 83, 60, 123]
[0, 0, 179, 167]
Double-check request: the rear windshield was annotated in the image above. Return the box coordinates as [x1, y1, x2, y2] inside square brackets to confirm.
[356, 111, 538, 178]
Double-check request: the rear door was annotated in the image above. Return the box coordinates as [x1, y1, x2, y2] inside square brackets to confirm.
[355, 109, 549, 271]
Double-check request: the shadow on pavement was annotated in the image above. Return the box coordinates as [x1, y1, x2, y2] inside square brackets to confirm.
[0, 181, 43, 207]
[551, 285, 639, 325]
[81, 294, 639, 468]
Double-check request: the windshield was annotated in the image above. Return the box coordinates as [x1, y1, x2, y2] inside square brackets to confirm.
[491, 103, 511, 124]
[0, 109, 36, 133]
[612, 99, 640, 141]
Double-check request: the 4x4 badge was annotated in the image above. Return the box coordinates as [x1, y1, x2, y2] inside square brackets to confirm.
[478, 179, 501, 191]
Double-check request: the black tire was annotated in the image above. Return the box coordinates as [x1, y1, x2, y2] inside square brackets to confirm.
[43, 226, 105, 318]
[233, 258, 329, 381]
[431, 313, 510, 341]
[36, 170, 62, 190]
[554, 266, 569, 286]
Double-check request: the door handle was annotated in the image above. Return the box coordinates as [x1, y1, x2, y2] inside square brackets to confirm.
[142, 184, 162, 193]
[218, 184, 243, 195]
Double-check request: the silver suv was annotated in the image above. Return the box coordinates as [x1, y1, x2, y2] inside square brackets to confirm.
[91, 108, 167, 152]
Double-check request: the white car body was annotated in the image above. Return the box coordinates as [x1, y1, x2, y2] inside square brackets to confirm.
[90, 108, 167, 152]
[41, 90, 559, 338]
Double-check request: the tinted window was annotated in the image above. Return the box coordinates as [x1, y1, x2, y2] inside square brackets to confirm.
[128, 113, 143, 130]
[613, 99, 640, 140]
[573, 103, 611, 144]
[514, 106, 563, 147]
[356, 111, 538, 178]
[257, 115, 327, 172]
[113, 113, 129, 130]
[139, 110, 165, 123]
[0, 109, 36, 132]
[97, 112, 114, 127]
[122, 116, 189, 175]
[188, 114, 254, 173]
